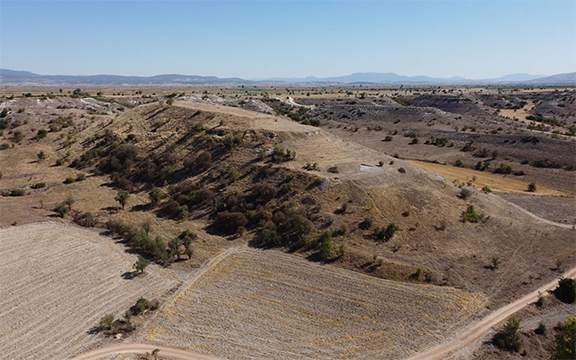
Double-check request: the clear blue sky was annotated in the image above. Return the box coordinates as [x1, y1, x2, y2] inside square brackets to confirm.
[1, 0, 575, 78]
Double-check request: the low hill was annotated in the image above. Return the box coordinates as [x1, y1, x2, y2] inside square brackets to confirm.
[2, 69, 574, 86]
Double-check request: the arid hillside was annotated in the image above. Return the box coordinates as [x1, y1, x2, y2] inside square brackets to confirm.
[0, 88, 574, 360]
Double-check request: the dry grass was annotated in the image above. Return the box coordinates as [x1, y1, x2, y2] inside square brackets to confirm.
[0, 222, 180, 360]
[143, 248, 487, 360]
[408, 160, 563, 195]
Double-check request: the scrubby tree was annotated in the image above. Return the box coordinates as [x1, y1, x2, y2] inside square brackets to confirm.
[553, 316, 576, 360]
[99, 314, 114, 331]
[492, 318, 522, 352]
[133, 256, 150, 274]
[374, 223, 398, 241]
[168, 237, 182, 260]
[36, 129, 47, 140]
[461, 205, 488, 223]
[53, 196, 75, 217]
[527, 182, 537, 192]
[554, 278, 576, 304]
[115, 190, 130, 209]
[37, 151, 46, 161]
[179, 230, 196, 259]
[148, 188, 164, 206]
[358, 217, 373, 230]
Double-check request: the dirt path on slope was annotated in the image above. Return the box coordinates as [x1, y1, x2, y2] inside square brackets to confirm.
[72, 343, 219, 360]
[499, 196, 576, 229]
[405, 267, 576, 360]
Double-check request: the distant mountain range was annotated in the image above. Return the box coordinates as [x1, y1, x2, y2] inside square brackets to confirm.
[1, 69, 574, 86]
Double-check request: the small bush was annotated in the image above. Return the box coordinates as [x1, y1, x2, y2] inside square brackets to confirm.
[534, 322, 546, 335]
[35, 129, 48, 140]
[358, 217, 373, 230]
[303, 162, 320, 171]
[553, 316, 576, 360]
[318, 232, 343, 261]
[212, 212, 248, 235]
[115, 191, 130, 209]
[527, 182, 537, 192]
[129, 297, 159, 316]
[458, 188, 472, 200]
[554, 278, 576, 303]
[73, 212, 97, 227]
[492, 318, 522, 352]
[133, 256, 150, 274]
[31, 182, 46, 189]
[374, 223, 398, 241]
[8, 188, 26, 196]
[461, 205, 488, 223]
[53, 202, 71, 217]
[271, 146, 296, 163]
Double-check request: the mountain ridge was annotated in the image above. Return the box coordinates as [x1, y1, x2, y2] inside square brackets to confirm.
[1, 68, 574, 86]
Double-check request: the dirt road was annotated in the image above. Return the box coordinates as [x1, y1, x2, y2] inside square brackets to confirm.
[499, 196, 576, 229]
[72, 343, 219, 360]
[405, 267, 576, 360]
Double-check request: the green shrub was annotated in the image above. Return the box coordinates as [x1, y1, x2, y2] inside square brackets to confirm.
[374, 223, 398, 241]
[553, 316, 576, 360]
[212, 212, 248, 235]
[31, 182, 46, 189]
[318, 232, 343, 261]
[133, 256, 150, 273]
[8, 188, 26, 196]
[461, 205, 488, 223]
[148, 188, 164, 206]
[35, 129, 48, 140]
[358, 217, 373, 230]
[73, 212, 97, 227]
[535, 322, 546, 335]
[115, 190, 130, 209]
[554, 278, 576, 304]
[458, 188, 472, 200]
[492, 318, 522, 352]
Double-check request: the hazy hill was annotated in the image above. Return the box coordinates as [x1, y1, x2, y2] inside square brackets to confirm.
[1, 68, 573, 86]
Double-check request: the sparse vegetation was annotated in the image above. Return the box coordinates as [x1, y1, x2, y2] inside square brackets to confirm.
[373, 223, 398, 242]
[461, 205, 488, 223]
[492, 318, 522, 352]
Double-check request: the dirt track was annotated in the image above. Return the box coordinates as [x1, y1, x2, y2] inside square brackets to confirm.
[406, 266, 576, 360]
[72, 343, 219, 360]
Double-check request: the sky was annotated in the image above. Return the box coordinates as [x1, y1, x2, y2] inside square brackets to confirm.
[0, 0, 575, 79]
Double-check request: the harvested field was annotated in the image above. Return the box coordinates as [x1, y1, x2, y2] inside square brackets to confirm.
[408, 160, 563, 195]
[144, 248, 487, 360]
[499, 193, 576, 225]
[0, 222, 180, 360]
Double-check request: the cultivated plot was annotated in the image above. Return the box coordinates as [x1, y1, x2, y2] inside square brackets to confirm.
[144, 248, 487, 360]
[0, 222, 179, 360]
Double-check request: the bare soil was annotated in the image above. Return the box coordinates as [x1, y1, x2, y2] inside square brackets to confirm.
[143, 248, 487, 360]
[0, 222, 180, 360]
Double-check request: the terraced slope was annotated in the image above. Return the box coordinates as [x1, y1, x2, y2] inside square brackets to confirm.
[144, 248, 487, 360]
[0, 222, 180, 360]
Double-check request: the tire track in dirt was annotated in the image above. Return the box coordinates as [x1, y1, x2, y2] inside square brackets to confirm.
[405, 266, 576, 360]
